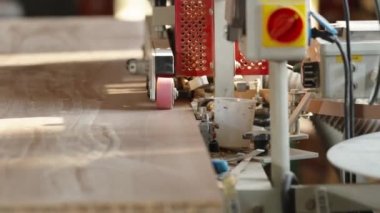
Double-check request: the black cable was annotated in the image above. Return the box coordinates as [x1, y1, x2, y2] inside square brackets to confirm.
[368, 0, 380, 105]
[342, 0, 357, 184]
[311, 26, 354, 184]
[334, 38, 354, 184]
[342, 0, 355, 140]
[311, 27, 352, 155]
[334, 40, 351, 135]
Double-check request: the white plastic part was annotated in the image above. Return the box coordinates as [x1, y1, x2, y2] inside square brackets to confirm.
[189, 76, 209, 91]
[214, 0, 235, 97]
[269, 61, 290, 187]
[214, 97, 256, 149]
[319, 39, 380, 99]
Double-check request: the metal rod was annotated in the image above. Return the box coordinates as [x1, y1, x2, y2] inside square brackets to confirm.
[214, 0, 235, 98]
[270, 61, 290, 187]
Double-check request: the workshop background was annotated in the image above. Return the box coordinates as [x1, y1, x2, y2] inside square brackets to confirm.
[0, 0, 377, 19]
[0, 0, 377, 185]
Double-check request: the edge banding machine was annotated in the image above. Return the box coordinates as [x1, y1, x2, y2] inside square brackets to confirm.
[127, 0, 380, 212]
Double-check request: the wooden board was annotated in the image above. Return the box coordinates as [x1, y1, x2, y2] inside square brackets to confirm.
[0, 18, 222, 212]
[0, 17, 144, 67]
[307, 99, 380, 120]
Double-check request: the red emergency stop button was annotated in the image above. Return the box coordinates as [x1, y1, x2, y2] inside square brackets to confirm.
[267, 7, 304, 43]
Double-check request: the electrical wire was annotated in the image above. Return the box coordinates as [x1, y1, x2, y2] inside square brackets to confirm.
[342, 0, 356, 184]
[368, 0, 380, 105]
[309, 28, 352, 147]
[333, 39, 351, 132]
[342, 0, 354, 140]
[310, 6, 353, 185]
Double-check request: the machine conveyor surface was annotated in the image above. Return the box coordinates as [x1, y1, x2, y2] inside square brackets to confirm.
[0, 17, 222, 212]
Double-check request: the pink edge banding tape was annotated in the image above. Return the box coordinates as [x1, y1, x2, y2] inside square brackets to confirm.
[156, 77, 174, 110]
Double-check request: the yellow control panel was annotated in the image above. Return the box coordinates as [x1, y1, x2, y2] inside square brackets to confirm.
[244, 0, 309, 61]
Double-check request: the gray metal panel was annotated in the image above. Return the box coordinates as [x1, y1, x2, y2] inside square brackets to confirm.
[319, 39, 380, 99]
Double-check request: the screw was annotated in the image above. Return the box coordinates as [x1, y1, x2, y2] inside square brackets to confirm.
[352, 64, 356, 72]
[353, 83, 358, 90]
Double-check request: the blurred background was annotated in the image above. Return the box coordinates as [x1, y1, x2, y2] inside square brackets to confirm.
[0, 0, 377, 186]
[0, 0, 377, 21]
[0, 0, 150, 20]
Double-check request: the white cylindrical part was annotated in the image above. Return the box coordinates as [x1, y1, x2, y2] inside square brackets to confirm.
[214, 98, 256, 149]
[214, 0, 235, 98]
[269, 61, 290, 187]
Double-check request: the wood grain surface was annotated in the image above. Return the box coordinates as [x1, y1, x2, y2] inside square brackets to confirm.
[0, 18, 222, 212]
[0, 17, 143, 67]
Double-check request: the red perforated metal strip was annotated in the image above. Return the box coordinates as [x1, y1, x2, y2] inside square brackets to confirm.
[175, 0, 214, 77]
[235, 43, 269, 75]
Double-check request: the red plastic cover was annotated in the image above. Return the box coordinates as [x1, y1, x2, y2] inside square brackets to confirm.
[235, 43, 269, 75]
[175, 0, 214, 76]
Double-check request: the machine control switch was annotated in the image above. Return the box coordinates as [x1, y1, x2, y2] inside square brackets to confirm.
[267, 7, 303, 43]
